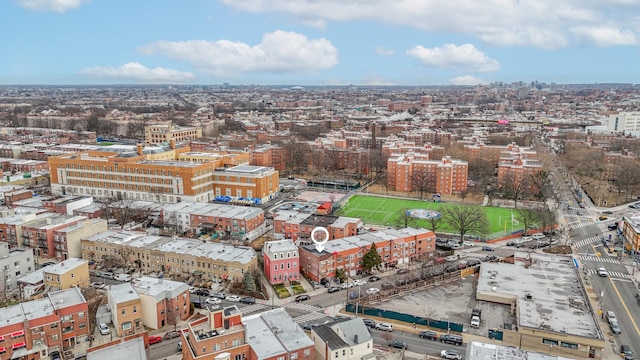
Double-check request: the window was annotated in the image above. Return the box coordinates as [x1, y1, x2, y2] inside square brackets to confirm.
[122, 322, 132, 331]
[133, 306, 137, 313]
[121, 309, 126, 316]
[304, 349, 311, 356]
[335, 352, 338, 358]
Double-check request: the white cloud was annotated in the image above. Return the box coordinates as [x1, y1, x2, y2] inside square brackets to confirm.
[571, 26, 638, 47]
[375, 46, 395, 56]
[137, 30, 338, 76]
[449, 75, 488, 86]
[79, 63, 195, 83]
[17, 0, 87, 12]
[219, 0, 640, 48]
[407, 44, 500, 73]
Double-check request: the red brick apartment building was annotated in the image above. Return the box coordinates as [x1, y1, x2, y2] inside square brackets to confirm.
[0, 287, 90, 360]
[181, 306, 315, 360]
[300, 227, 435, 282]
[273, 212, 361, 242]
[387, 154, 468, 195]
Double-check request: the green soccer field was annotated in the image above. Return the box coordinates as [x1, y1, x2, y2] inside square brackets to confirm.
[336, 195, 524, 237]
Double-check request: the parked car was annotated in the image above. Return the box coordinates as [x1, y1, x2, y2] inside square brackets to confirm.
[396, 269, 409, 274]
[375, 322, 393, 331]
[445, 255, 460, 262]
[191, 300, 203, 309]
[295, 295, 310, 302]
[388, 340, 407, 349]
[164, 331, 181, 340]
[240, 296, 256, 304]
[102, 272, 115, 280]
[481, 246, 495, 251]
[205, 297, 222, 305]
[531, 233, 545, 240]
[303, 322, 320, 331]
[606, 310, 617, 324]
[620, 344, 634, 360]
[366, 287, 380, 295]
[226, 295, 242, 302]
[148, 336, 163, 345]
[99, 323, 110, 335]
[610, 319, 622, 334]
[456, 263, 468, 270]
[50, 351, 61, 360]
[177, 341, 182, 351]
[440, 349, 462, 360]
[463, 241, 474, 247]
[362, 319, 376, 328]
[368, 276, 381, 282]
[353, 279, 367, 286]
[210, 292, 226, 300]
[506, 241, 516, 247]
[340, 282, 354, 289]
[327, 287, 341, 293]
[90, 282, 105, 289]
[419, 330, 438, 340]
[349, 291, 361, 299]
[603, 210, 614, 215]
[114, 273, 131, 282]
[440, 334, 463, 346]
[194, 289, 210, 297]
[466, 259, 481, 267]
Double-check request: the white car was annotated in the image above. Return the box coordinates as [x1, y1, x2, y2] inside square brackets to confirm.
[440, 349, 462, 360]
[90, 282, 105, 289]
[375, 322, 393, 331]
[597, 267, 608, 277]
[366, 287, 380, 295]
[531, 233, 545, 240]
[341, 282, 354, 289]
[99, 323, 110, 335]
[521, 236, 533, 242]
[353, 279, 367, 286]
[205, 297, 222, 305]
[463, 241, 474, 247]
[189, 287, 196, 294]
[445, 255, 460, 262]
[226, 295, 242, 302]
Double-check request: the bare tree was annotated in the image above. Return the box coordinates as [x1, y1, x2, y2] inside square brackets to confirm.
[500, 172, 530, 209]
[395, 209, 417, 229]
[283, 139, 309, 175]
[425, 215, 444, 234]
[411, 168, 434, 200]
[614, 163, 640, 199]
[530, 170, 552, 200]
[533, 208, 556, 238]
[442, 205, 489, 243]
[516, 208, 539, 235]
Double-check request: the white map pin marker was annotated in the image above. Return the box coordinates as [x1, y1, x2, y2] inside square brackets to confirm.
[311, 227, 329, 252]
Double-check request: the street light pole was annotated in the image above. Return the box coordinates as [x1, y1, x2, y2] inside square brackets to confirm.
[599, 281, 614, 313]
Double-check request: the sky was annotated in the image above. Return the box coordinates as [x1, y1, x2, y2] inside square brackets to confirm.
[1, 0, 640, 86]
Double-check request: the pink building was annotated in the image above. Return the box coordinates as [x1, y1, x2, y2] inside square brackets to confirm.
[263, 239, 299, 285]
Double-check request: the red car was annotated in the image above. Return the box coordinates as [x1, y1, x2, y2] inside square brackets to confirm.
[148, 336, 163, 345]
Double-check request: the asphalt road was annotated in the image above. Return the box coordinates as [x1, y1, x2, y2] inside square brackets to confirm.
[148, 337, 181, 359]
[369, 327, 465, 358]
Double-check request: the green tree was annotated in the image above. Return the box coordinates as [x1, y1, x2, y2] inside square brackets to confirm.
[362, 244, 383, 273]
[243, 272, 256, 292]
[516, 208, 540, 235]
[335, 268, 347, 283]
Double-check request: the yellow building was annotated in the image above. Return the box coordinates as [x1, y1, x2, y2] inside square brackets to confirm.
[108, 283, 144, 337]
[43, 257, 90, 291]
[145, 123, 202, 145]
[49, 144, 278, 203]
[81, 231, 258, 282]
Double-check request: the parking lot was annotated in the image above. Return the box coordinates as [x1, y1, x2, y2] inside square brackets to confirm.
[371, 271, 514, 335]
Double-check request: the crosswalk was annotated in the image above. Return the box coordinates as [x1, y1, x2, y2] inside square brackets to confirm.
[238, 304, 269, 314]
[568, 221, 595, 230]
[571, 236, 601, 248]
[283, 302, 323, 313]
[584, 268, 631, 279]
[293, 312, 327, 324]
[578, 255, 620, 264]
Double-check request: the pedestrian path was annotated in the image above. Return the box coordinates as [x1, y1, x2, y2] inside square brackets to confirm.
[283, 302, 323, 313]
[584, 268, 631, 279]
[238, 304, 269, 314]
[293, 312, 327, 324]
[571, 236, 601, 248]
[578, 255, 620, 264]
[568, 221, 595, 230]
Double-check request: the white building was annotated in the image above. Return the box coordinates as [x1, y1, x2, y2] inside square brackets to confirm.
[310, 318, 374, 360]
[0, 242, 35, 295]
[607, 111, 640, 136]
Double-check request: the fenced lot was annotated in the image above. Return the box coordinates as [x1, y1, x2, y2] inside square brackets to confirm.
[336, 195, 524, 237]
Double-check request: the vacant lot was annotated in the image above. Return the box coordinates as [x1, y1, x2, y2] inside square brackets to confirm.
[336, 195, 524, 237]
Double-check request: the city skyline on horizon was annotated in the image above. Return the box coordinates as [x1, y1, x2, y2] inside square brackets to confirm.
[2, 0, 640, 86]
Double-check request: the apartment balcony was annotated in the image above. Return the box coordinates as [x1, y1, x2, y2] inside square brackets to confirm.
[23, 240, 32, 247]
[37, 241, 48, 248]
[21, 233, 29, 238]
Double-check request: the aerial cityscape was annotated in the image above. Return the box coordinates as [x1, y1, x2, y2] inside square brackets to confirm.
[1, 1, 640, 360]
[0, 82, 639, 360]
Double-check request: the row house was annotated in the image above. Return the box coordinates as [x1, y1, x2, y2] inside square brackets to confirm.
[0, 212, 39, 249]
[310, 318, 373, 360]
[52, 217, 108, 260]
[81, 231, 258, 282]
[131, 276, 190, 330]
[273, 211, 361, 243]
[0, 287, 90, 360]
[108, 283, 145, 337]
[3, 189, 33, 207]
[43, 258, 90, 291]
[299, 227, 436, 282]
[263, 239, 299, 285]
[157, 201, 266, 241]
[387, 153, 468, 195]
[42, 195, 94, 216]
[22, 215, 88, 260]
